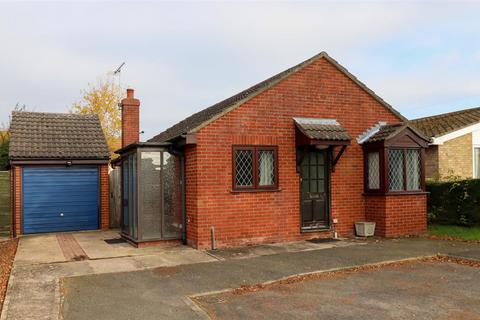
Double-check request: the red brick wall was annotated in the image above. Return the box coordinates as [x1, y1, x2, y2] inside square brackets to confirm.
[365, 194, 427, 237]
[99, 164, 110, 230]
[185, 145, 199, 247]
[185, 57, 413, 249]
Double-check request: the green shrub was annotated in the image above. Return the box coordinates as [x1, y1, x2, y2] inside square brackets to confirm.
[427, 179, 480, 226]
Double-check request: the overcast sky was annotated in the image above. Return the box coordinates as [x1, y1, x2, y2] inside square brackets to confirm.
[0, 1, 479, 140]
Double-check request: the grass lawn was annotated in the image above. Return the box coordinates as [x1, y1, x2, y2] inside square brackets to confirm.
[428, 224, 480, 241]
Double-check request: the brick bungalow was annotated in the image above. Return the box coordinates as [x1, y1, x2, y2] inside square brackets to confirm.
[411, 107, 480, 181]
[117, 52, 430, 249]
[9, 112, 110, 236]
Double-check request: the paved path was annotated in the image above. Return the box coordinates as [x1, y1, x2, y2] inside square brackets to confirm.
[61, 238, 480, 320]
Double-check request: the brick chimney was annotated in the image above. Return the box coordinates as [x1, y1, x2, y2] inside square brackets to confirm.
[121, 88, 140, 147]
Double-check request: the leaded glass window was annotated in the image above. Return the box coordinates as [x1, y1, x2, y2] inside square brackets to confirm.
[367, 152, 380, 189]
[235, 149, 253, 187]
[388, 149, 404, 191]
[387, 149, 422, 192]
[258, 150, 275, 186]
[233, 146, 278, 190]
[406, 149, 421, 190]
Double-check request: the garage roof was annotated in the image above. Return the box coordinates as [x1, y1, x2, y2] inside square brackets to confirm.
[9, 112, 110, 160]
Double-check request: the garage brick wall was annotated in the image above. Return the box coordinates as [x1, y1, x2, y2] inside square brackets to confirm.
[100, 164, 110, 230]
[10, 166, 21, 237]
[184, 57, 426, 249]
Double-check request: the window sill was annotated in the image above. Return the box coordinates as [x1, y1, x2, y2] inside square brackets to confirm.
[363, 191, 429, 196]
[301, 226, 331, 233]
[230, 188, 282, 194]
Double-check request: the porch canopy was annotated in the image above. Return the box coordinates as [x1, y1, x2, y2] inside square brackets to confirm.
[294, 118, 351, 170]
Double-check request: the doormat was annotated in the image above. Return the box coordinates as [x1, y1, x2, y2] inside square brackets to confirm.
[104, 238, 127, 244]
[307, 238, 340, 244]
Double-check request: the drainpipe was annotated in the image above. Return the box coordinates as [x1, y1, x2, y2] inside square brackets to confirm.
[180, 154, 186, 245]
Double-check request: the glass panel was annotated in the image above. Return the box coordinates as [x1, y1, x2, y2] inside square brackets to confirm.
[310, 179, 318, 192]
[388, 149, 404, 191]
[309, 164, 317, 178]
[122, 157, 129, 233]
[258, 150, 275, 186]
[368, 152, 380, 189]
[140, 151, 162, 240]
[235, 150, 253, 187]
[318, 180, 324, 192]
[163, 152, 183, 238]
[128, 154, 138, 239]
[475, 148, 480, 179]
[317, 165, 325, 179]
[406, 149, 421, 190]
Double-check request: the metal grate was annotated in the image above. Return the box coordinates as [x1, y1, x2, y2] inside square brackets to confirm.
[406, 149, 421, 190]
[388, 149, 404, 191]
[235, 150, 253, 186]
[368, 152, 380, 189]
[258, 150, 275, 186]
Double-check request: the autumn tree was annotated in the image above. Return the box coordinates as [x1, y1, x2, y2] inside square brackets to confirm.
[72, 77, 123, 155]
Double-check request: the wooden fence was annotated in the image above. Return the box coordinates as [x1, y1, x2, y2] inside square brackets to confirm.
[0, 171, 9, 236]
[109, 167, 121, 228]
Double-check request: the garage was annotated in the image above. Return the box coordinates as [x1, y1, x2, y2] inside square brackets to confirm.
[22, 167, 99, 234]
[9, 111, 110, 236]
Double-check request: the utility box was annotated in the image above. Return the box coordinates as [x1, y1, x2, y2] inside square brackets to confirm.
[355, 222, 376, 237]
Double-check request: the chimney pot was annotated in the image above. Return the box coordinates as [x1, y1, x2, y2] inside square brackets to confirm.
[126, 88, 134, 99]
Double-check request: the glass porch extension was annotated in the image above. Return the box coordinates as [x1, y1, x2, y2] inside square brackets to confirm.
[117, 143, 184, 244]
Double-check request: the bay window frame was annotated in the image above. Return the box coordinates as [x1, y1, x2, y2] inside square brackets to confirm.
[232, 145, 279, 191]
[363, 141, 427, 195]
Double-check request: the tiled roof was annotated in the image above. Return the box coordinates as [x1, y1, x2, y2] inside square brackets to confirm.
[149, 51, 406, 143]
[363, 122, 431, 143]
[410, 107, 480, 138]
[294, 118, 351, 141]
[9, 112, 110, 160]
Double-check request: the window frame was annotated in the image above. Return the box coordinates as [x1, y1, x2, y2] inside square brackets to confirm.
[364, 146, 425, 195]
[232, 145, 279, 191]
[366, 151, 381, 191]
[387, 147, 423, 193]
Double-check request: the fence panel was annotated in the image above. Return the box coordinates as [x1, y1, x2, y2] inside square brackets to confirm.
[0, 171, 10, 236]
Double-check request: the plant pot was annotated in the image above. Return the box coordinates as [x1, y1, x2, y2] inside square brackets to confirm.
[355, 222, 376, 237]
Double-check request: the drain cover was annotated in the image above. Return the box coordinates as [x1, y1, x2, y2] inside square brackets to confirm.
[104, 238, 127, 244]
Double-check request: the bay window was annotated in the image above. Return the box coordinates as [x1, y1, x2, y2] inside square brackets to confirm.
[362, 123, 429, 194]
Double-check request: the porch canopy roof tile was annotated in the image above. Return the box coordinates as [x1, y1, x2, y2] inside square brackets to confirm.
[294, 118, 351, 145]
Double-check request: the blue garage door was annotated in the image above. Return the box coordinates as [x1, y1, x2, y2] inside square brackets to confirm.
[23, 167, 99, 234]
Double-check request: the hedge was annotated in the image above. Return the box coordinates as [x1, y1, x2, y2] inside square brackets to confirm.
[427, 179, 480, 226]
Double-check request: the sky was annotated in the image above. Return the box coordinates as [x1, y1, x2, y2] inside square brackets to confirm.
[0, 1, 479, 140]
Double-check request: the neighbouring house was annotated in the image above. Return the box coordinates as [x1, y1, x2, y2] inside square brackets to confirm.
[411, 107, 480, 181]
[115, 51, 430, 249]
[9, 112, 110, 236]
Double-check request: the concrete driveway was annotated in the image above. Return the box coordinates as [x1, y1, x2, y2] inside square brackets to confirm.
[0, 230, 216, 320]
[60, 238, 480, 320]
[195, 259, 480, 320]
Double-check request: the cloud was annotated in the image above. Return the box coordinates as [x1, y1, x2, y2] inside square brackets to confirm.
[0, 1, 479, 135]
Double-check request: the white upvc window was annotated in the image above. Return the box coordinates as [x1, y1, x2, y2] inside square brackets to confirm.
[474, 147, 480, 179]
